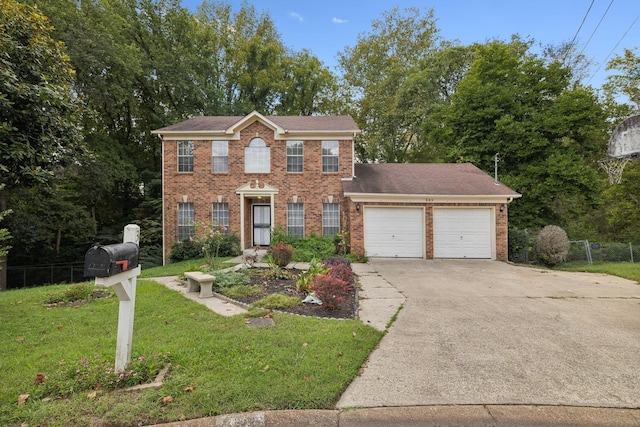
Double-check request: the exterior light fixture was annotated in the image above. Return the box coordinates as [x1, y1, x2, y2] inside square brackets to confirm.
[356, 202, 360, 211]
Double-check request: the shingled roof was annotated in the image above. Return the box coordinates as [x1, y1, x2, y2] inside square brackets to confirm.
[153, 114, 360, 134]
[343, 163, 521, 197]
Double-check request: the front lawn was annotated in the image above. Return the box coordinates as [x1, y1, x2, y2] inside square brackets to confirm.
[0, 279, 381, 426]
[559, 262, 640, 282]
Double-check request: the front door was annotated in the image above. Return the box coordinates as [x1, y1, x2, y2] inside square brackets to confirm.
[253, 205, 271, 246]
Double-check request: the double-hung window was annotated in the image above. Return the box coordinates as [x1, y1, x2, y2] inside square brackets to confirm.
[178, 141, 194, 172]
[286, 141, 303, 172]
[322, 203, 340, 237]
[178, 202, 194, 241]
[212, 202, 229, 233]
[245, 138, 270, 173]
[287, 203, 304, 237]
[322, 141, 339, 172]
[212, 141, 228, 173]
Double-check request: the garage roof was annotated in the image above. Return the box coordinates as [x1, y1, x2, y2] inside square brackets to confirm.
[343, 163, 521, 197]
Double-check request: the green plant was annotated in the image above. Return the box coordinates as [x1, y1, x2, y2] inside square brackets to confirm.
[269, 242, 294, 267]
[333, 230, 350, 255]
[195, 220, 240, 269]
[296, 257, 330, 293]
[312, 274, 351, 310]
[33, 353, 170, 399]
[536, 225, 570, 267]
[44, 283, 103, 305]
[251, 293, 302, 309]
[169, 239, 203, 262]
[346, 252, 368, 263]
[221, 285, 263, 299]
[212, 270, 250, 290]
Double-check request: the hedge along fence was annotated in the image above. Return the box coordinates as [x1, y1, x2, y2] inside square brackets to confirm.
[508, 228, 640, 266]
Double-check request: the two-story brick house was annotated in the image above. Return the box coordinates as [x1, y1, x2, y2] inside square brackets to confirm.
[153, 111, 521, 264]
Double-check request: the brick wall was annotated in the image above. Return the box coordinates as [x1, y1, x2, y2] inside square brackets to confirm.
[163, 121, 353, 262]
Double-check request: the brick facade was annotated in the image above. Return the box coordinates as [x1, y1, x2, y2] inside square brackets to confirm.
[162, 120, 352, 262]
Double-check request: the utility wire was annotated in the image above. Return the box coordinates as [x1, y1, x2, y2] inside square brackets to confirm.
[578, 0, 615, 57]
[586, 13, 640, 84]
[567, 0, 595, 54]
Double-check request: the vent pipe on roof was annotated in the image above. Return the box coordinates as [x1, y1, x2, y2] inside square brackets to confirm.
[493, 153, 501, 185]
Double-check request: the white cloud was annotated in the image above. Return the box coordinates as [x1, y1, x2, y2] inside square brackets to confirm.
[332, 17, 348, 24]
[289, 12, 303, 22]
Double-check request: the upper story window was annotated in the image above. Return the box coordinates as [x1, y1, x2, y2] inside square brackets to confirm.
[245, 138, 270, 173]
[286, 141, 303, 173]
[178, 140, 194, 172]
[212, 141, 228, 173]
[178, 202, 194, 241]
[322, 141, 339, 173]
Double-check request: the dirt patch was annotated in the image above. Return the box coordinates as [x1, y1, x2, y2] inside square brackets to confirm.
[227, 268, 358, 319]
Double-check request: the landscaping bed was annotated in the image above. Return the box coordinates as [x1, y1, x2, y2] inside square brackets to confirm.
[220, 268, 358, 319]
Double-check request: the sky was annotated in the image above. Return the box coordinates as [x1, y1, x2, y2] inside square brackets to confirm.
[180, 0, 640, 90]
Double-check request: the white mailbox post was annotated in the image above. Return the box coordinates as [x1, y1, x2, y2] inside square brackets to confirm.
[94, 224, 141, 372]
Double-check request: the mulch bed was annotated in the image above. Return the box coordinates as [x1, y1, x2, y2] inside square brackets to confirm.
[227, 268, 358, 319]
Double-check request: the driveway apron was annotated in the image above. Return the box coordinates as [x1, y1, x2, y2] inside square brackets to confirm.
[337, 259, 640, 409]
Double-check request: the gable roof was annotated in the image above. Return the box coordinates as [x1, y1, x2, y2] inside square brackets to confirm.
[343, 163, 521, 198]
[152, 112, 360, 137]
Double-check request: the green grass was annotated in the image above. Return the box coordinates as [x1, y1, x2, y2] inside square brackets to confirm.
[252, 293, 302, 309]
[139, 257, 235, 278]
[221, 285, 263, 299]
[559, 262, 640, 282]
[0, 280, 381, 426]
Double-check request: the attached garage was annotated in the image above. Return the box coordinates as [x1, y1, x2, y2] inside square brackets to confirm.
[343, 163, 521, 261]
[364, 207, 424, 258]
[433, 208, 493, 259]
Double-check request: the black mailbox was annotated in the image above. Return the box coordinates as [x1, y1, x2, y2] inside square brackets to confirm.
[84, 242, 139, 278]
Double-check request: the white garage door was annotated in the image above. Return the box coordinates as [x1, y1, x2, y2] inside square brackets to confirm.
[364, 207, 423, 258]
[433, 208, 493, 259]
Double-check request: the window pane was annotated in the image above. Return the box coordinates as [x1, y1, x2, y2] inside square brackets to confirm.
[212, 202, 229, 233]
[322, 203, 340, 237]
[212, 141, 228, 173]
[178, 141, 194, 172]
[287, 203, 304, 237]
[322, 141, 339, 172]
[178, 202, 194, 241]
[287, 141, 303, 172]
[245, 138, 270, 173]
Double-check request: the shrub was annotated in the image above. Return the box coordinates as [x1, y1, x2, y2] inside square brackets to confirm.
[221, 285, 263, 299]
[536, 225, 570, 267]
[326, 263, 355, 285]
[296, 258, 330, 293]
[508, 228, 531, 263]
[269, 242, 294, 267]
[252, 293, 302, 309]
[312, 274, 351, 310]
[212, 270, 250, 290]
[322, 256, 351, 268]
[169, 239, 203, 262]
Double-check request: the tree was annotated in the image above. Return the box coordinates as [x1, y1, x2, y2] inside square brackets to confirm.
[604, 48, 640, 112]
[440, 39, 608, 230]
[338, 7, 442, 162]
[0, 0, 84, 288]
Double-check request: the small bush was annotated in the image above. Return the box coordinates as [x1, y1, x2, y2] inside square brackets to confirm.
[326, 263, 355, 285]
[252, 293, 302, 309]
[221, 285, 263, 299]
[169, 239, 203, 262]
[322, 256, 351, 268]
[213, 270, 250, 290]
[44, 283, 101, 305]
[269, 242, 294, 267]
[536, 225, 570, 267]
[312, 274, 352, 310]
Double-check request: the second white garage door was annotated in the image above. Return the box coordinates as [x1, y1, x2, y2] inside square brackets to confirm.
[433, 208, 493, 259]
[364, 207, 424, 258]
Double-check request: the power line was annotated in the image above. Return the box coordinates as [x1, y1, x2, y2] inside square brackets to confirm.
[578, 0, 615, 57]
[586, 13, 640, 84]
[567, 0, 595, 51]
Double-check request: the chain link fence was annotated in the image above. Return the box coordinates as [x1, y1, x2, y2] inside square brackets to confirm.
[508, 229, 640, 266]
[7, 262, 85, 289]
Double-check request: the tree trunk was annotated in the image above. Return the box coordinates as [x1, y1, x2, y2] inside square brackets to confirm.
[0, 256, 6, 291]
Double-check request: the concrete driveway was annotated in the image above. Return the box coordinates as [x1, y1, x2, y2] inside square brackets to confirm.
[338, 259, 640, 409]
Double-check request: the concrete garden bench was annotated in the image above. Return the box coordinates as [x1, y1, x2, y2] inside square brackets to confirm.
[184, 271, 216, 299]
